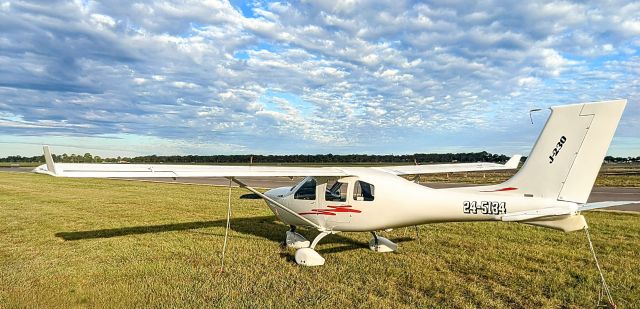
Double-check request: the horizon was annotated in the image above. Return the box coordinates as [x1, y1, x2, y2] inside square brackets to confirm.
[3, 149, 515, 158]
[2, 147, 638, 161]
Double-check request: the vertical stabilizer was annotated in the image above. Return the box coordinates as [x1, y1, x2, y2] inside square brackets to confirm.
[501, 100, 626, 203]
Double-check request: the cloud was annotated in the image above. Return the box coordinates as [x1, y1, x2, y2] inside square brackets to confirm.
[0, 0, 638, 157]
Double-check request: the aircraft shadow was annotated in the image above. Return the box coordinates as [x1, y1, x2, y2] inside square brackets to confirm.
[55, 216, 413, 254]
[55, 215, 284, 241]
[239, 193, 261, 199]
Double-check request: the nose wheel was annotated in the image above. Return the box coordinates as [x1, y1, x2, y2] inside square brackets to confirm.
[294, 231, 332, 266]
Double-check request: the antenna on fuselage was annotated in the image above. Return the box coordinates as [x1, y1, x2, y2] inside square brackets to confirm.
[529, 108, 542, 124]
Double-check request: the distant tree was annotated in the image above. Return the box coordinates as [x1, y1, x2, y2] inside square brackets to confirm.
[83, 153, 93, 163]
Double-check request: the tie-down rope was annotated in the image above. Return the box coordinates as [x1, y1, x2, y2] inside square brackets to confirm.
[220, 178, 233, 273]
[584, 227, 616, 308]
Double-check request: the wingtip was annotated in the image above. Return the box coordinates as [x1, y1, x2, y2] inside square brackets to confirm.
[505, 155, 522, 169]
[42, 145, 57, 175]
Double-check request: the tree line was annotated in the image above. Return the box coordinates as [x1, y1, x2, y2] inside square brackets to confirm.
[2, 152, 638, 164]
[604, 156, 640, 163]
[2, 151, 510, 164]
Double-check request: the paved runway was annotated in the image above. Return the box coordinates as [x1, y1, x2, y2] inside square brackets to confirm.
[4, 167, 639, 212]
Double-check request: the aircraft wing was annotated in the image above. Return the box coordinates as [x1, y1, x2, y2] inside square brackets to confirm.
[33, 146, 518, 178]
[33, 163, 351, 178]
[375, 155, 521, 176]
[34, 146, 350, 178]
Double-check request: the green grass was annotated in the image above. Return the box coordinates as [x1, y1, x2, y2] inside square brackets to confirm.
[1, 172, 639, 308]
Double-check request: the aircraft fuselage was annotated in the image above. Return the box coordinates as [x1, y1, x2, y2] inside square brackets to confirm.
[263, 168, 578, 232]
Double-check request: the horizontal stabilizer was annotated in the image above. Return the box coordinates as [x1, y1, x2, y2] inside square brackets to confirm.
[579, 201, 640, 211]
[501, 207, 572, 221]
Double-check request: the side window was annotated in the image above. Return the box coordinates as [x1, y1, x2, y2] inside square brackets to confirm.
[353, 181, 375, 201]
[294, 178, 316, 200]
[325, 181, 348, 202]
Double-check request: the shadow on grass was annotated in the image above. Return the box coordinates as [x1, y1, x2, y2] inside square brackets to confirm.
[317, 236, 414, 254]
[56, 216, 282, 241]
[239, 193, 261, 199]
[55, 216, 413, 255]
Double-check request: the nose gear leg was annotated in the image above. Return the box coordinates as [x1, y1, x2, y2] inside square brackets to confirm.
[285, 225, 310, 249]
[369, 231, 397, 252]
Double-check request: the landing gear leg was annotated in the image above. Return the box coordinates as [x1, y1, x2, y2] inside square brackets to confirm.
[371, 231, 379, 246]
[295, 231, 331, 266]
[285, 225, 310, 249]
[369, 231, 398, 252]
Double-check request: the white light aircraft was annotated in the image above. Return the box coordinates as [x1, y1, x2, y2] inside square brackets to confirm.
[34, 99, 638, 266]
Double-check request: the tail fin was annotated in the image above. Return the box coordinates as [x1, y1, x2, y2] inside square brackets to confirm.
[501, 99, 626, 203]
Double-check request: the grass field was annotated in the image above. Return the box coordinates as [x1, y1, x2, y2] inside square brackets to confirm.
[1, 172, 639, 308]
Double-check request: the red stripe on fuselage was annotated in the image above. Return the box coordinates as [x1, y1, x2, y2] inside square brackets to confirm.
[299, 205, 362, 216]
[480, 187, 518, 192]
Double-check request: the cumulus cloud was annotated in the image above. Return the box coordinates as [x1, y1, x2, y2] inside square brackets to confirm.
[0, 0, 638, 156]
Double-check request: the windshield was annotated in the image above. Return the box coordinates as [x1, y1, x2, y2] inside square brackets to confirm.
[294, 178, 316, 200]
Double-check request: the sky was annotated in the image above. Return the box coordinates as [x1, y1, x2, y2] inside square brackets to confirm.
[0, 0, 639, 158]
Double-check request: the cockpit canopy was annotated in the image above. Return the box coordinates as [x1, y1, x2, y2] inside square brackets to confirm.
[292, 177, 375, 202]
[293, 178, 316, 200]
